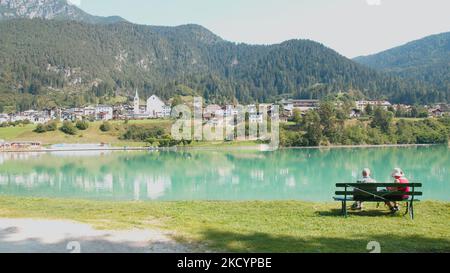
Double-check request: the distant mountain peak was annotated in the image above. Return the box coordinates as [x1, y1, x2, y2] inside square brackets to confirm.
[0, 0, 126, 24]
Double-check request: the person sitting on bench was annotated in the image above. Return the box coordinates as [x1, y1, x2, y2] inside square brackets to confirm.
[385, 168, 410, 213]
[351, 168, 377, 210]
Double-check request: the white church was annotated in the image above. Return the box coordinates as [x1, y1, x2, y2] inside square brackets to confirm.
[133, 90, 172, 118]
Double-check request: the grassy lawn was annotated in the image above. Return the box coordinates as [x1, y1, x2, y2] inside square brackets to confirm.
[0, 120, 266, 149]
[0, 196, 448, 253]
[0, 124, 36, 140]
[0, 119, 173, 145]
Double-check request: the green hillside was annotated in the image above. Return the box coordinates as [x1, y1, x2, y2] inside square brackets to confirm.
[0, 19, 440, 112]
[355, 32, 450, 101]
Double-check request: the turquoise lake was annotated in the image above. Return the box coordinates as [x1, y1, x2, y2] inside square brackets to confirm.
[0, 146, 449, 201]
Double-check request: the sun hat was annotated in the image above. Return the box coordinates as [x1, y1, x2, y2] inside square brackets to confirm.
[391, 168, 404, 178]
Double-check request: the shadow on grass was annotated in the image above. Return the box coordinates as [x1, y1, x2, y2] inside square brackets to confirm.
[317, 208, 394, 217]
[197, 229, 450, 253]
[0, 225, 191, 253]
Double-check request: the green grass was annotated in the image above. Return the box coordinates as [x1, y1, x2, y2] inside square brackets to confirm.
[0, 196, 448, 253]
[0, 124, 36, 140]
[0, 119, 173, 145]
[0, 120, 265, 149]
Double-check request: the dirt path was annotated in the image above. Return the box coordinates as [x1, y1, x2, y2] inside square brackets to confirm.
[0, 218, 194, 253]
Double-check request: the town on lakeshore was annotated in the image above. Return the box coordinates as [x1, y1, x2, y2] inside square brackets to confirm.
[1, 91, 449, 125]
[1, 90, 450, 151]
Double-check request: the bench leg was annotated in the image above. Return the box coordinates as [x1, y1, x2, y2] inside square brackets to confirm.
[404, 202, 409, 216]
[343, 200, 347, 218]
[409, 201, 414, 220]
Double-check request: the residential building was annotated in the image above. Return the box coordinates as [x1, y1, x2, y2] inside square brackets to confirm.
[83, 107, 96, 117]
[247, 104, 258, 114]
[204, 104, 224, 118]
[32, 115, 50, 124]
[225, 105, 239, 117]
[280, 99, 319, 116]
[147, 95, 171, 118]
[0, 114, 9, 123]
[249, 114, 264, 123]
[95, 105, 113, 121]
[429, 108, 444, 117]
[162, 105, 172, 117]
[356, 100, 392, 111]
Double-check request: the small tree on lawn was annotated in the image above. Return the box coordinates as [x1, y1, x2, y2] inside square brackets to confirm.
[60, 121, 78, 135]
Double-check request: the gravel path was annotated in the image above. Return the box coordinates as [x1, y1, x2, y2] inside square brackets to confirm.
[0, 218, 193, 253]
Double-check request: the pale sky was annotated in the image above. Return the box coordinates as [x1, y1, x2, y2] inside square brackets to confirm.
[73, 0, 450, 58]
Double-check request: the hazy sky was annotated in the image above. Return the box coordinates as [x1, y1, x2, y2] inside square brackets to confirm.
[70, 0, 450, 58]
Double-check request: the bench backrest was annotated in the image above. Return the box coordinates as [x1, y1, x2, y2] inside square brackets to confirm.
[335, 183, 422, 201]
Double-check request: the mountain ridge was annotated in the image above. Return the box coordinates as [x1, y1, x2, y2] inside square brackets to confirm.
[354, 31, 450, 99]
[0, 0, 126, 24]
[0, 0, 447, 112]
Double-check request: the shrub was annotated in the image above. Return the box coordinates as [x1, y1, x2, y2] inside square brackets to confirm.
[280, 129, 306, 147]
[33, 121, 58, 133]
[76, 120, 89, 130]
[46, 121, 58, 131]
[60, 121, 77, 135]
[34, 124, 46, 133]
[121, 125, 165, 141]
[99, 121, 112, 132]
[343, 124, 367, 145]
[146, 136, 189, 147]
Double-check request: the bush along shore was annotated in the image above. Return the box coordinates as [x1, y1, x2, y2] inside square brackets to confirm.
[281, 100, 450, 147]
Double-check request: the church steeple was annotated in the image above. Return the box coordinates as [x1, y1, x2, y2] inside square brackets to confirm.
[133, 89, 140, 115]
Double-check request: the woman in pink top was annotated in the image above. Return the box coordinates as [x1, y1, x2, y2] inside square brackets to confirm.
[386, 168, 410, 212]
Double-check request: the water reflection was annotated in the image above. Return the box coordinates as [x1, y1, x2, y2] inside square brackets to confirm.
[0, 146, 449, 201]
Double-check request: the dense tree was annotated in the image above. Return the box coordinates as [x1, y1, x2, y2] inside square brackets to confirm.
[365, 104, 374, 116]
[371, 107, 394, 134]
[303, 111, 322, 146]
[0, 19, 444, 111]
[292, 109, 302, 125]
[318, 101, 340, 142]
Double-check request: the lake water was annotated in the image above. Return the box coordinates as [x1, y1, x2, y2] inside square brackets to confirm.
[0, 146, 449, 201]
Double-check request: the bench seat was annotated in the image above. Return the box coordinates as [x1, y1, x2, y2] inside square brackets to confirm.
[333, 182, 422, 219]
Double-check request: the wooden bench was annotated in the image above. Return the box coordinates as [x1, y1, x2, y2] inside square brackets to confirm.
[333, 183, 422, 219]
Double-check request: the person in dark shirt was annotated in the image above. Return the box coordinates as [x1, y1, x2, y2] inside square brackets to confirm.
[351, 168, 377, 210]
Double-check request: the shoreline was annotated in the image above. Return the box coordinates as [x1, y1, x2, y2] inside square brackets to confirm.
[0, 143, 441, 153]
[281, 143, 437, 150]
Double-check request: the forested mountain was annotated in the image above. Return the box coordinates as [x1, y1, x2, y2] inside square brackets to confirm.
[355, 32, 450, 100]
[0, 2, 446, 112]
[0, 0, 125, 24]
